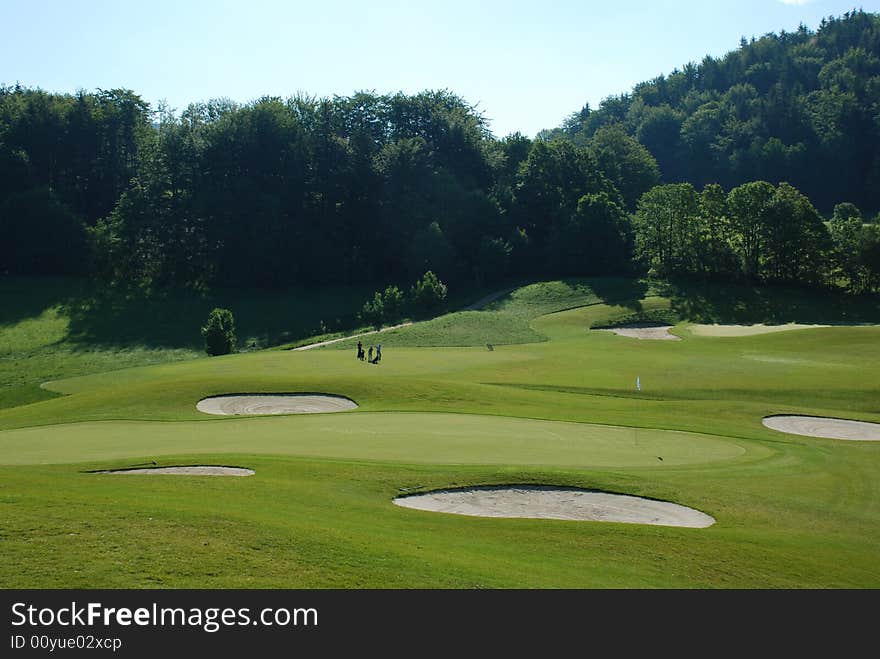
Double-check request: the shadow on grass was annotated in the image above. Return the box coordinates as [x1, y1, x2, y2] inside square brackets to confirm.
[656, 279, 880, 324]
[6, 275, 878, 352]
[62, 284, 372, 350]
[587, 277, 651, 311]
[0, 276, 86, 327]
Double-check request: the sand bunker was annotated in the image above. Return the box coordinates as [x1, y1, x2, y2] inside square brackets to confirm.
[394, 485, 714, 528]
[762, 415, 880, 441]
[196, 394, 357, 415]
[98, 466, 254, 476]
[689, 323, 830, 337]
[596, 324, 680, 341]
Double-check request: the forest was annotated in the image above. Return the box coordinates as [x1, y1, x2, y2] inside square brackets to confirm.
[1, 10, 879, 296]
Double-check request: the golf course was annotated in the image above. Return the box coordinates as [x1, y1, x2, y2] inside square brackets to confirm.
[2, 277, 879, 588]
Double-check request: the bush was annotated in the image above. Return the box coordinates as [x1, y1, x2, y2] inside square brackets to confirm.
[381, 285, 405, 322]
[201, 308, 237, 356]
[360, 285, 407, 329]
[360, 292, 385, 329]
[409, 271, 448, 314]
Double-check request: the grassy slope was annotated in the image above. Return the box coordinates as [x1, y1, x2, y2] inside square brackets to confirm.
[0, 276, 372, 410]
[1, 276, 879, 588]
[326, 277, 656, 348]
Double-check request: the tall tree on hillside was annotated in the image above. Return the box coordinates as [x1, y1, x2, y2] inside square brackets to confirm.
[90, 175, 213, 292]
[513, 140, 618, 271]
[94, 89, 153, 215]
[698, 183, 738, 276]
[680, 101, 724, 186]
[587, 124, 660, 211]
[632, 104, 685, 181]
[198, 97, 308, 286]
[761, 182, 829, 283]
[569, 191, 632, 274]
[859, 224, 880, 292]
[484, 133, 524, 218]
[828, 202, 866, 290]
[335, 92, 387, 281]
[633, 183, 701, 275]
[727, 180, 776, 279]
[374, 136, 438, 281]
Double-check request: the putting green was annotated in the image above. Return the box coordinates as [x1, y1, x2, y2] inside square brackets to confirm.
[0, 412, 761, 468]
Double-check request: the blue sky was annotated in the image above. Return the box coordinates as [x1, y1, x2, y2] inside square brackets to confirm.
[2, 0, 879, 137]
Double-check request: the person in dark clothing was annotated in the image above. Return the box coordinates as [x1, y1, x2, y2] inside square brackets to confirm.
[375, 344, 382, 363]
[357, 340, 364, 361]
[368, 346, 373, 363]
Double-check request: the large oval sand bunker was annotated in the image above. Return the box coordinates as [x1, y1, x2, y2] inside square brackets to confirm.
[97, 466, 254, 476]
[197, 394, 357, 416]
[763, 415, 880, 441]
[394, 485, 715, 528]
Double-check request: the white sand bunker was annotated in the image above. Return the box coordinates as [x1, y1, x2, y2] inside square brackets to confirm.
[99, 466, 254, 476]
[689, 323, 830, 337]
[197, 394, 357, 416]
[394, 485, 714, 528]
[597, 324, 680, 341]
[763, 415, 880, 441]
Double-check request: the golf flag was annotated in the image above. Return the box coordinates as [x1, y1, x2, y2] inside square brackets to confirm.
[636, 376, 641, 391]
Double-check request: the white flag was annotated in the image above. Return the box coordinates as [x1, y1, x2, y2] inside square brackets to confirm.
[636, 376, 641, 391]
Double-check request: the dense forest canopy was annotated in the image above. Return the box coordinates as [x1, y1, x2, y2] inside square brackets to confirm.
[541, 10, 880, 214]
[1, 10, 879, 297]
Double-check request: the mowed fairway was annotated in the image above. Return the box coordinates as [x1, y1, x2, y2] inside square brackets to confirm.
[2, 279, 880, 588]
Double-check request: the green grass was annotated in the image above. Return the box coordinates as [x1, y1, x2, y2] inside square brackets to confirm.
[583, 297, 680, 328]
[2, 276, 880, 588]
[329, 278, 660, 348]
[0, 413, 759, 467]
[0, 276, 372, 410]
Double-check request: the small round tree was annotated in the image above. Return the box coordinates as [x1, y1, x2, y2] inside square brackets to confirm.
[409, 271, 448, 314]
[360, 292, 385, 330]
[201, 307, 237, 356]
[360, 285, 407, 329]
[380, 285, 405, 323]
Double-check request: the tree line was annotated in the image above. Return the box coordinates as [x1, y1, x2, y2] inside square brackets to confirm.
[543, 10, 880, 215]
[0, 85, 657, 290]
[1, 11, 879, 297]
[634, 181, 880, 292]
